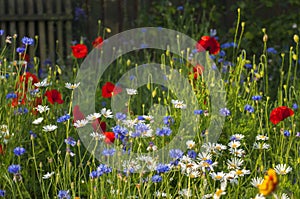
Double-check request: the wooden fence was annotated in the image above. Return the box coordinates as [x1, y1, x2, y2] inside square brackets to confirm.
[0, 0, 73, 67]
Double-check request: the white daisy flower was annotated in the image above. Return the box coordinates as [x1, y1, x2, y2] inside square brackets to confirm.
[86, 113, 101, 121]
[227, 157, 244, 170]
[224, 172, 238, 184]
[178, 189, 192, 197]
[251, 194, 266, 199]
[171, 99, 187, 109]
[42, 171, 55, 179]
[90, 132, 105, 140]
[126, 88, 138, 95]
[202, 142, 215, 153]
[256, 135, 269, 141]
[210, 171, 226, 181]
[231, 134, 245, 141]
[65, 82, 80, 89]
[228, 140, 241, 149]
[186, 140, 195, 149]
[34, 78, 51, 87]
[101, 108, 113, 118]
[43, 125, 58, 132]
[274, 164, 292, 175]
[253, 142, 270, 150]
[214, 143, 227, 151]
[232, 168, 250, 177]
[280, 193, 290, 199]
[32, 117, 44, 124]
[229, 148, 245, 157]
[250, 177, 264, 188]
[74, 119, 89, 128]
[0, 124, 13, 144]
[197, 151, 212, 161]
[35, 105, 50, 113]
[213, 181, 227, 199]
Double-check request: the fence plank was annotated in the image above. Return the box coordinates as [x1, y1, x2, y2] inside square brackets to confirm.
[56, 0, 64, 64]
[64, 0, 72, 59]
[8, 0, 16, 35]
[27, 0, 35, 56]
[46, 0, 55, 63]
[17, 0, 25, 39]
[36, 0, 46, 66]
[0, 0, 6, 44]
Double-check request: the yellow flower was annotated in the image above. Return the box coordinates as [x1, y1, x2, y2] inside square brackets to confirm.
[258, 169, 278, 196]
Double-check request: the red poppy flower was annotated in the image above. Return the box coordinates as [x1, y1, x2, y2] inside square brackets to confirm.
[92, 36, 103, 48]
[103, 132, 115, 144]
[196, 36, 220, 55]
[11, 93, 26, 107]
[73, 105, 85, 122]
[71, 44, 88, 58]
[17, 72, 39, 91]
[21, 53, 30, 63]
[92, 119, 106, 132]
[45, 89, 64, 104]
[102, 82, 122, 98]
[270, 106, 294, 125]
[0, 144, 4, 155]
[193, 64, 205, 79]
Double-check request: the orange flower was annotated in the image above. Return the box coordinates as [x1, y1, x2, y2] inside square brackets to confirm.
[258, 169, 278, 196]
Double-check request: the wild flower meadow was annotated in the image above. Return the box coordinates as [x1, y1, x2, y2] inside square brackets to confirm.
[0, 7, 300, 199]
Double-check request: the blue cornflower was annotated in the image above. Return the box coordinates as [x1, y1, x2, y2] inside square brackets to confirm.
[129, 75, 135, 81]
[57, 114, 70, 123]
[29, 130, 37, 138]
[151, 175, 162, 183]
[43, 59, 52, 66]
[13, 147, 26, 156]
[8, 164, 21, 174]
[101, 101, 107, 107]
[102, 148, 116, 156]
[64, 137, 76, 146]
[284, 130, 290, 137]
[30, 89, 39, 96]
[112, 125, 128, 141]
[177, 6, 184, 11]
[16, 107, 28, 114]
[218, 58, 224, 63]
[141, 28, 147, 32]
[267, 47, 277, 54]
[169, 149, 183, 159]
[163, 116, 174, 126]
[194, 109, 203, 115]
[219, 50, 226, 57]
[187, 150, 197, 159]
[156, 127, 172, 136]
[89, 171, 98, 179]
[244, 104, 254, 113]
[252, 95, 262, 101]
[156, 163, 170, 174]
[221, 42, 236, 49]
[74, 7, 87, 21]
[6, 92, 17, 99]
[135, 123, 150, 133]
[58, 190, 70, 199]
[97, 164, 112, 175]
[0, 29, 4, 36]
[293, 103, 298, 110]
[16, 47, 25, 53]
[116, 112, 127, 120]
[219, 108, 230, 116]
[137, 115, 145, 120]
[21, 36, 34, 46]
[244, 63, 253, 69]
[0, 189, 5, 197]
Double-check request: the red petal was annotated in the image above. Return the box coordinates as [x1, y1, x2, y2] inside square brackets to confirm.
[270, 106, 294, 125]
[103, 132, 115, 144]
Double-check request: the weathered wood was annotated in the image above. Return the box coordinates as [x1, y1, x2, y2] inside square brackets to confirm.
[0, 0, 6, 45]
[56, 0, 64, 64]
[36, 0, 46, 66]
[17, 0, 25, 39]
[0, 15, 73, 21]
[46, 0, 55, 63]
[64, 0, 72, 59]
[27, 0, 35, 56]
[8, 0, 16, 35]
